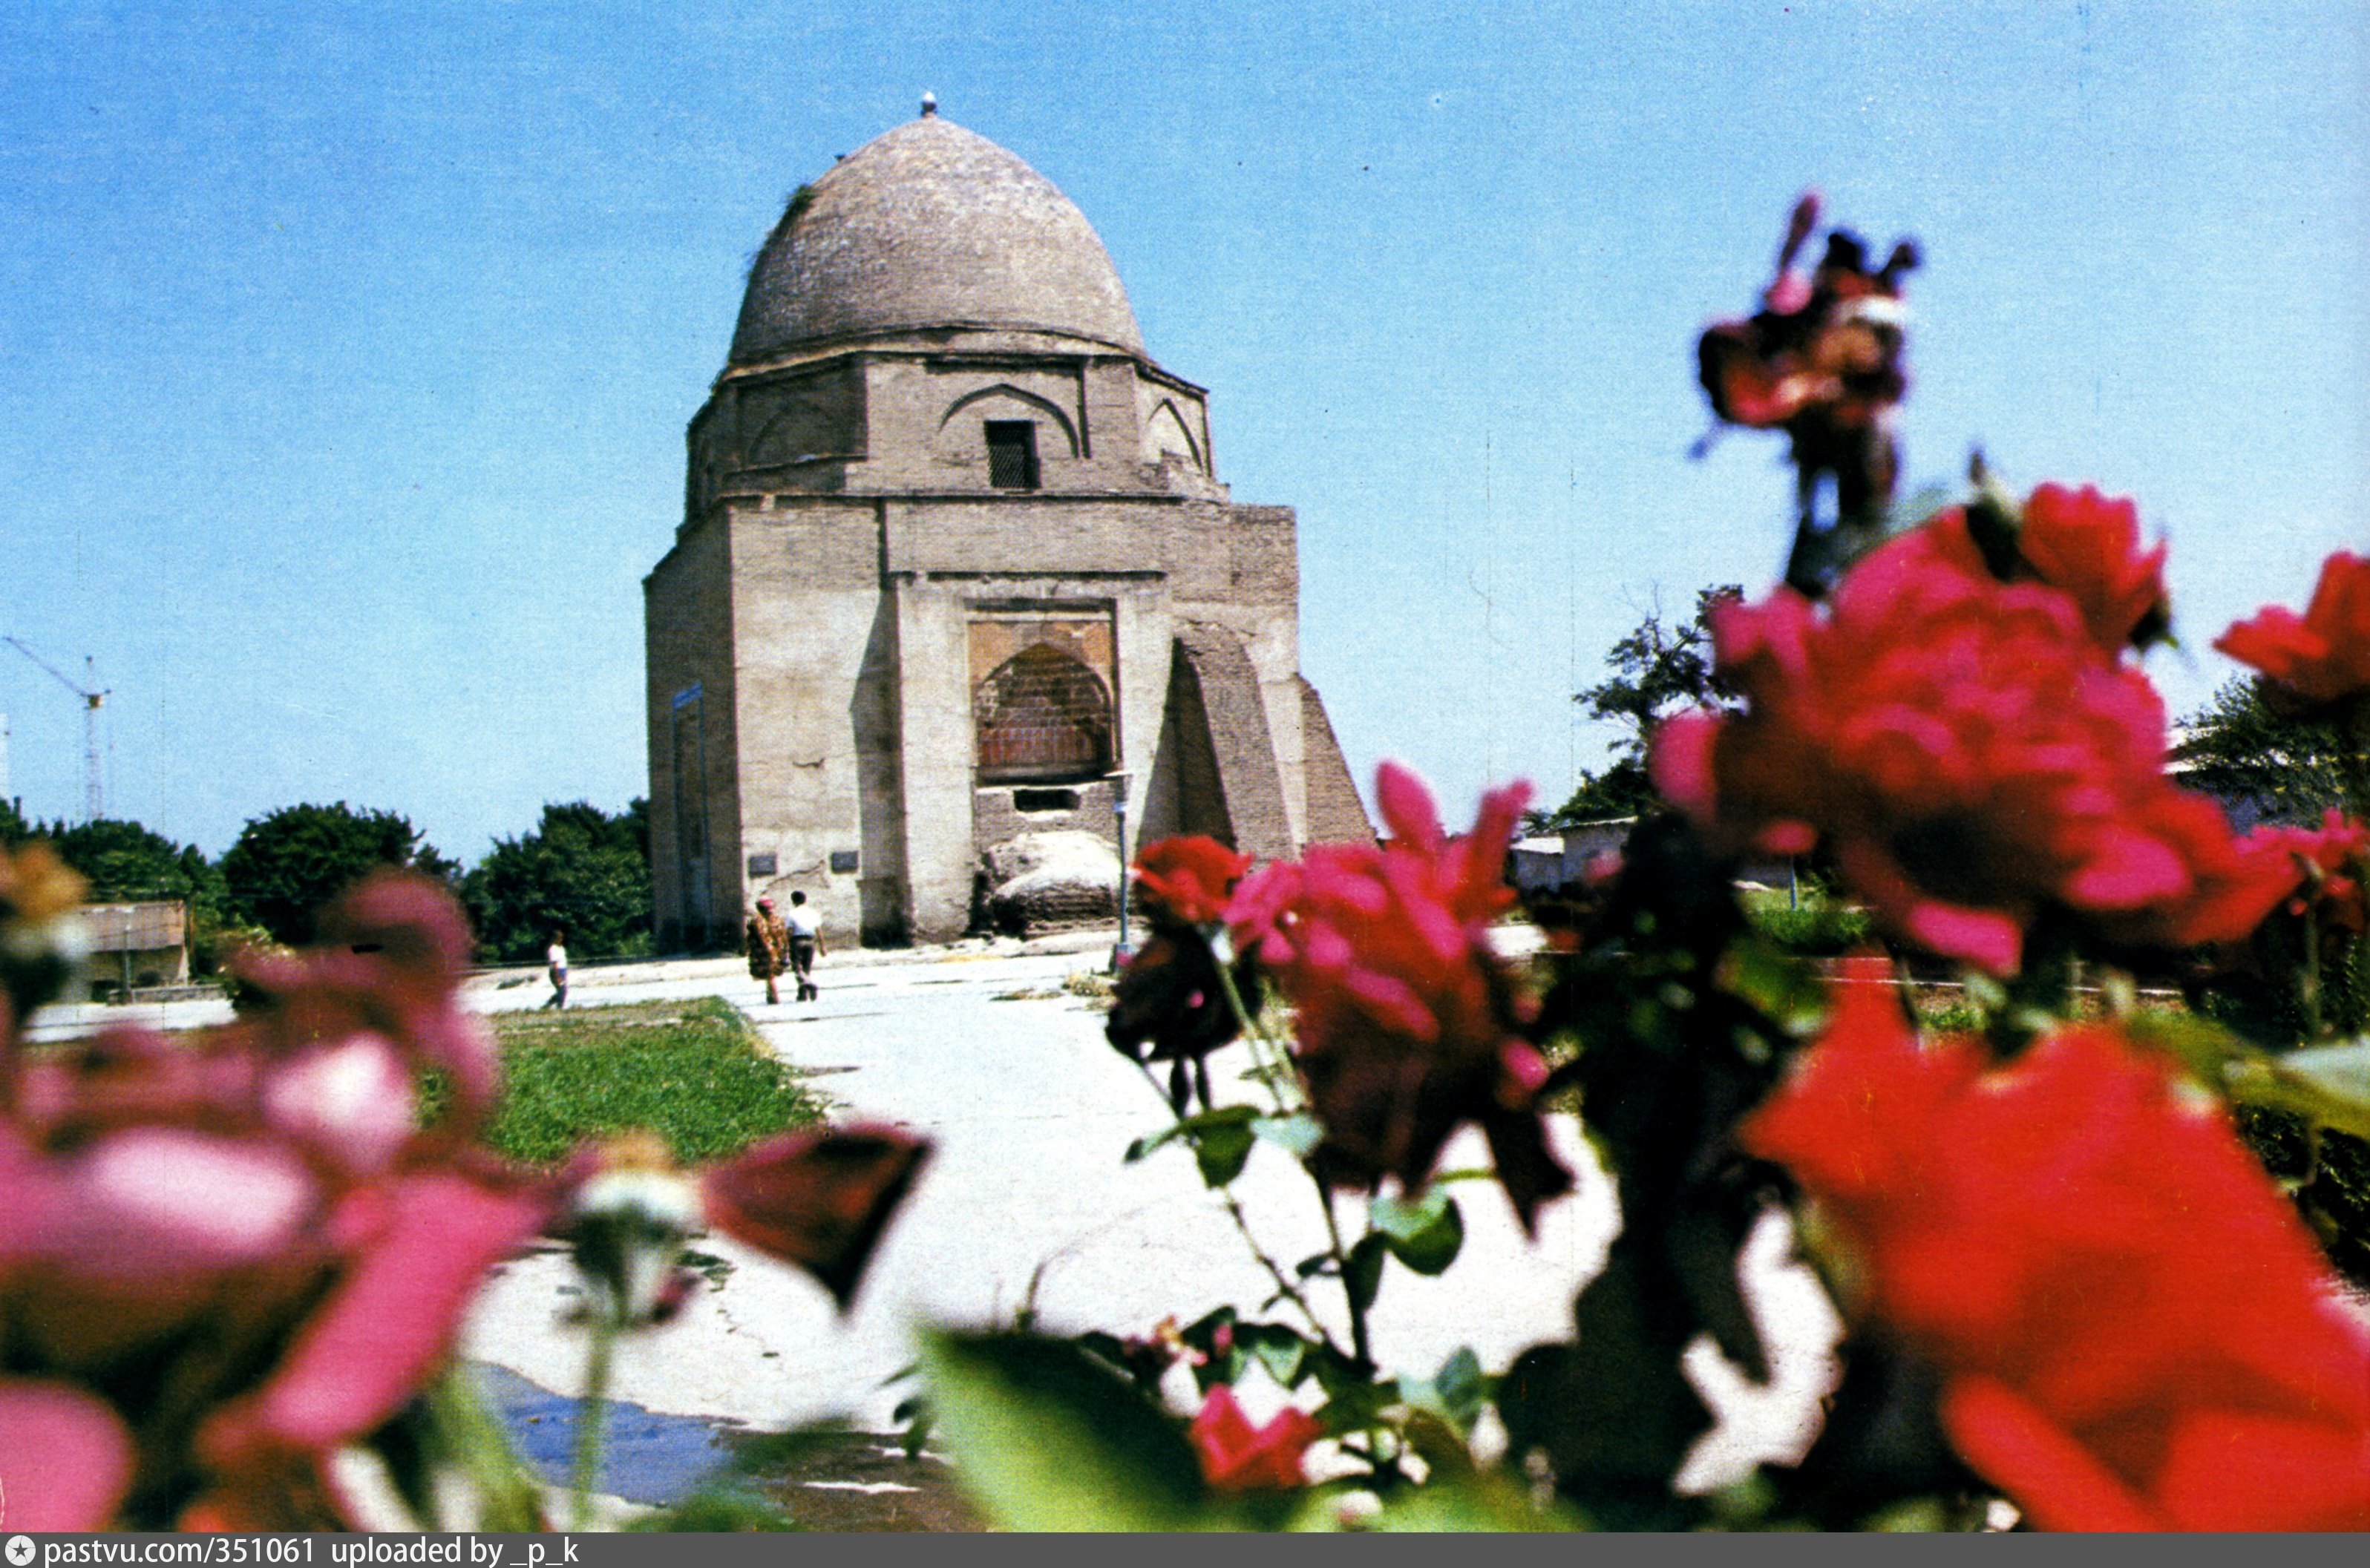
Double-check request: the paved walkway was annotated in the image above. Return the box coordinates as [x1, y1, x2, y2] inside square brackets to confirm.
[456, 935, 1843, 1493]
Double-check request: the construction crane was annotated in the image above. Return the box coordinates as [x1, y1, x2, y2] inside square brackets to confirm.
[3, 637, 106, 824]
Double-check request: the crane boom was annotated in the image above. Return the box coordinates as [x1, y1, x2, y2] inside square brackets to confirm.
[2, 637, 106, 822]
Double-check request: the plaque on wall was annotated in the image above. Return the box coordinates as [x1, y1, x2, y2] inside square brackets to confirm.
[745, 853, 777, 878]
[829, 849, 860, 874]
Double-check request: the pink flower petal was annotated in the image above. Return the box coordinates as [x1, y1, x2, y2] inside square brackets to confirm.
[0, 1379, 133, 1529]
[200, 1172, 550, 1467]
[1374, 761, 1444, 854]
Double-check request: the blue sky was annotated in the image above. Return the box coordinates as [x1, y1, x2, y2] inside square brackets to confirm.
[0, 2, 2361, 859]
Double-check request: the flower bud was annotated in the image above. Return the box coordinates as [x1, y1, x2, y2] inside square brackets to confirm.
[566, 1132, 701, 1328]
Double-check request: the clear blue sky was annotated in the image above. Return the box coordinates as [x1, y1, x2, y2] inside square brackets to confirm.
[0, 2, 2361, 860]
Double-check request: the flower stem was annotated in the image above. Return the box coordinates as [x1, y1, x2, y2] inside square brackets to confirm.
[570, 1310, 617, 1532]
[1214, 958, 1302, 1114]
[1127, 1058, 1341, 1354]
[1314, 1173, 1373, 1373]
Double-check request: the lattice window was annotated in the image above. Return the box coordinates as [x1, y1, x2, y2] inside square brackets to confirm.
[975, 643, 1112, 783]
[986, 420, 1040, 489]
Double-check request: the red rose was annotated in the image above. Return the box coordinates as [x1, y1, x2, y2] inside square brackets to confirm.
[1652, 526, 2295, 973]
[2251, 809, 2370, 931]
[1133, 836, 1255, 928]
[2217, 551, 2370, 707]
[1744, 967, 2370, 1531]
[2013, 483, 2170, 655]
[1190, 1384, 1326, 1492]
[1228, 763, 1571, 1230]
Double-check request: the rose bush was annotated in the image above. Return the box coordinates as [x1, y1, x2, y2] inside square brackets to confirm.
[1652, 515, 2297, 974]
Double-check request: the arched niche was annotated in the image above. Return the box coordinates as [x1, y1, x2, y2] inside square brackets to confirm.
[972, 643, 1113, 784]
[1139, 398, 1202, 471]
[933, 384, 1082, 470]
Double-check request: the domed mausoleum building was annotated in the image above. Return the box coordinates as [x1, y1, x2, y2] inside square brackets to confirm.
[645, 104, 1371, 947]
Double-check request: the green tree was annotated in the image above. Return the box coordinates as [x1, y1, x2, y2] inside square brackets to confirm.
[1536, 585, 1743, 831]
[462, 799, 652, 964]
[220, 802, 447, 944]
[39, 818, 226, 916]
[2171, 678, 2347, 827]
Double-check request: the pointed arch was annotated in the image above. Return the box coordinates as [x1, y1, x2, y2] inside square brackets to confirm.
[1140, 398, 1202, 471]
[973, 643, 1113, 784]
[937, 384, 1081, 456]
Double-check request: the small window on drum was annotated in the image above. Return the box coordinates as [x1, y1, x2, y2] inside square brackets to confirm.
[985, 421, 1040, 489]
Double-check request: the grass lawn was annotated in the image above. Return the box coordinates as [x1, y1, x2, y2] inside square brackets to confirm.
[482, 997, 827, 1166]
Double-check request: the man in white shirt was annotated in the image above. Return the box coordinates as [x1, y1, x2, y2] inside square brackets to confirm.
[542, 930, 569, 1010]
[784, 890, 824, 1003]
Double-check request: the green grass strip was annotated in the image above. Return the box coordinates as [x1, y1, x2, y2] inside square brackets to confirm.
[482, 996, 826, 1165]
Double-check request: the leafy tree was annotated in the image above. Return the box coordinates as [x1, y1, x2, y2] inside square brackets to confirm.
[462, 799, 652, 964]
[0, 798, 30, 847]
[220, 802, 447, 944]
[39, 817, 227, 916]
[1535, 585, 1743, 831]
[2171, 678, 2347, 828]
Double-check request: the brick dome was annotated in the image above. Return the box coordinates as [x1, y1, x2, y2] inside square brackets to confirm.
[729, 113, 1145, 364]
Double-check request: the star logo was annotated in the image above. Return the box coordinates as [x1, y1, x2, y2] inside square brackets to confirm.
[5, 1534, 34, 1566]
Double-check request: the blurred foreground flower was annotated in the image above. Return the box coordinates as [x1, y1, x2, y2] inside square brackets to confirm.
[1654, 519, 2295, 973]
[2217, 551, 2370, 709]
[1744, 963, 2370, 1530]
[0, 869, 554, 1529]
[0, 864, 930, 1532]
[1231, 762, 1570, 1230]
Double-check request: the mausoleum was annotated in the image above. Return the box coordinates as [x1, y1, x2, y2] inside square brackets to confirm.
[644, 102, 1370, 947]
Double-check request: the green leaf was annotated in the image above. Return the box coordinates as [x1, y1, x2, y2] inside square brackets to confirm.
[1253, 1112, 1323, 1158]
[1352, 1473, 1588, 1532]
[1369, 1190, 1464, 1276]
[1343, 1234, 1387, 1313]
[2275, 1039, 2370, 1110]
[1127, 1106, 1261, 1184]
[2225, 1038, 2370, 1142]
[1399, 1346, 1487, 1431]
[1194, 1118, 1258, 1187]
[1234, 1322, 1312, 1388]
[920, 1330, 1208, 1531]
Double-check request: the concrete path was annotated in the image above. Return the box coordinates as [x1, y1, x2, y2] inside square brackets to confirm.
[456, 936, 1844, 1493]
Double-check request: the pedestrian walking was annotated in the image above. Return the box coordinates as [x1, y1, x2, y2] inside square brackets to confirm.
[785, 890, 825, 1003]
[542, 930, 569, 1010]
[747, 897, 789, 1006]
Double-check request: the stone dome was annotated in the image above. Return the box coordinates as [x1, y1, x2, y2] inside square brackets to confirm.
[730, 113, 1145, 364]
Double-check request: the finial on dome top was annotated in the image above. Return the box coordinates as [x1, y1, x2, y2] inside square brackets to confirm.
[920, 91, 938, 117]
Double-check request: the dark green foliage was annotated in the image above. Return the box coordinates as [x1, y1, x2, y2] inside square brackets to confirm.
[0, 798, 30, 845]
[1536, 585, 1741, 831]
[462, 799, 652, 963]
[482, 997, 823, 1166]
[2173, 678, 2346, 826]
[1509, 818, 1797, 1509]
[38, 818, 225, 915]
[220, 801, 446, 944]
